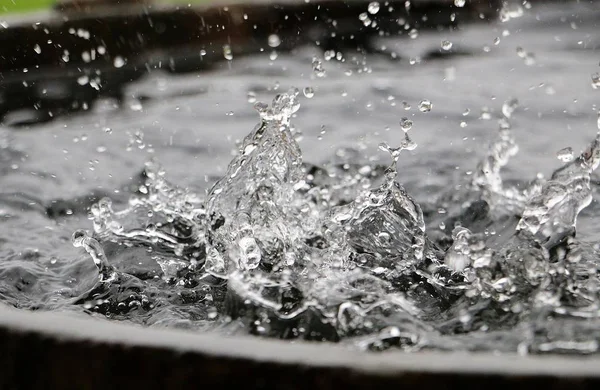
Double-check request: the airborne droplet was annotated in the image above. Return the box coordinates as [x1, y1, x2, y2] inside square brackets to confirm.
[367, 2, 380, 14]
[418, 99, 432, 113]
[556, 147, 574, 163]
[400, 117, 413, 132]
[303, 87, 315, 98]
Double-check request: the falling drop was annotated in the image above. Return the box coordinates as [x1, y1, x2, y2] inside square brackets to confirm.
[113, 56, 125, 68]
[33, 44, 41, 54]
[400, 117, 413, 132]
[268, 34, 281, 48]
[502, 98, 519, 118]
[592, 73, 600, 89]
[303, 87, 315, 98]
[367, 2, 380, 14]
[223, 45, 233, 60]
[418, 99, 432, 113]
[454, 0, 465, 7]
[312, 58, 326, 77]
[441, 40, 453, 51]
[556, 147, 574, 163]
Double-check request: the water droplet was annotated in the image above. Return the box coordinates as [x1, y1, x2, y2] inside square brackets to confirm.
[402, 101, 411, 110]
[556, 147, 574, 162]
[367, 2, 380, 14]
[247, 91, 257, 103]
[441, 40, 453, 51]
[418, 99, 432, 113]
[113, 56, 125, 68]
[223, 45, 233, 60]
[502, 98, 519, 118]
[33, 44, 41, 54]
[400, 117, 413, 132]
[72, 230, 89, 247]
[207, 307, 218, 319]
[312, 58, 326, 77]
[592, 73, 600, 89]
[238, 236, 261, 269]
[454, 0, 465, 7]
[303, 87, 315, 98]
[268, 34, 281, 48]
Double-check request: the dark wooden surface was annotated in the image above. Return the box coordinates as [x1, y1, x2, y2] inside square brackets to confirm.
[1, 322, 598, 389]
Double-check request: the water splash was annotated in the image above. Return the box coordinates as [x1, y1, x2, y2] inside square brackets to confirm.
[64, 88, 600, 354]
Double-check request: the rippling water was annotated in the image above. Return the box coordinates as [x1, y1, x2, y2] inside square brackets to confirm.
[1, 1, 600, 354]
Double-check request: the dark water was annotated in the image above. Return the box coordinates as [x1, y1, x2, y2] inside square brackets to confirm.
[1, 1, 600, 354]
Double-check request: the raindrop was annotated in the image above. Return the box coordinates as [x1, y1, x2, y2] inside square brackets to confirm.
[592, 73, 600, 89]
[223, 45, 233, 60]
[418, 99, 432, 112]
[368, 2, 380, 14]
[303, 87, 315, 98]
[268, 34, 281, 48]
[247, 91, 257, 103]
[312, 58, 326, 77]
[400, 117, 413, 132]
[33, 44, 41, 54]
[502, 98, 519, 118]
[556, 147, 574, 162]
[113, 56, 125, 68]
[441, 40, 453, 51]
[454, 0, 465, 7]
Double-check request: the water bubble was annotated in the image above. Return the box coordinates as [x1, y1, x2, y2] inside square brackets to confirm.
[303, 87, 315, 98]
[223, 45, 233, 60]
[402, 101, 411, 110]
[400, 117, 413, 132]
[556, 147, 574, 162]
[367, 2, 380, 14]
[418, 99, 432, 113]
[113, 56, 125, 68]
[592, 73, 600, 89]
[268, 34, 281, 48]
[494, 37, 501, 45]
[454, 0, 465, 7]
[441, 40, 453, 51]
[312, 58, 326, 77]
